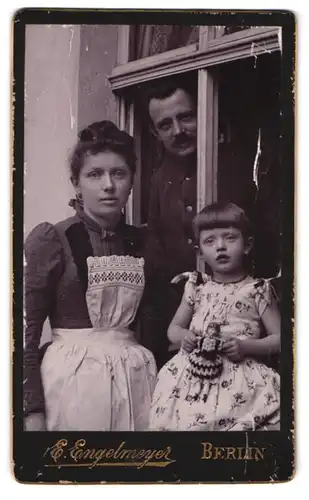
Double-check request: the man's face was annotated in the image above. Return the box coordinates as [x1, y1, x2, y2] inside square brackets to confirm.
[149, 88, 197, 157]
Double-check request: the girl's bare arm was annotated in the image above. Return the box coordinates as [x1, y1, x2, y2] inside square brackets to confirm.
[167, 296, 194, 344]
[243, 298, 281, 357]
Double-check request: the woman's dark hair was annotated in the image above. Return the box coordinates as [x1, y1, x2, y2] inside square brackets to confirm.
[70, 120, 137, 184]
[193, 202, 252, 242]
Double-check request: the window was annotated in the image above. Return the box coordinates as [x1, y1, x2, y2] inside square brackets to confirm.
[110, 25, 282, 276]
[130, 25, 199, 60]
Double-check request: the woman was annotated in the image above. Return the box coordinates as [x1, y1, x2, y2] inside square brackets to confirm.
[23, 120, 157, 431]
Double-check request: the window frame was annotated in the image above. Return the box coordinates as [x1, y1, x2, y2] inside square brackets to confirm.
[110, 27, 280, 89]
[111, 25, 282, 234]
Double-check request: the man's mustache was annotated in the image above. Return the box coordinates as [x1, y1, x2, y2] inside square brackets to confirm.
[172, 132, 195, 146]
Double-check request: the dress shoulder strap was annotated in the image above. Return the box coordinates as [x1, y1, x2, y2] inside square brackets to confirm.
[171, 270, 210, 285]
[53, 217, 93, 293]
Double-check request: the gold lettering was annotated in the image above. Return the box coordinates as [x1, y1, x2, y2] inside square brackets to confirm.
[89, 449, 107, 467]
[137, 449, 157, 469]
[118, 449, 134, 460]
[113, 441, 126, 459]
[225, 447, 236, 460]
[45, 442, 176, 468]
[83, 449, 98, 459]
[143, 450, 156, 462]
[94, 450, 107, 462]
[200, 443, 266, 462]
[253, 448, 265, 461]
[243, 447, 252, 460]
[69, 439, 86, 462]
[104, 449, 114, 459]
[201, 442, 213, 459]
[45, 439, 68, 463]
[213, 447, 225, 460]
[135, 450, 146, 460]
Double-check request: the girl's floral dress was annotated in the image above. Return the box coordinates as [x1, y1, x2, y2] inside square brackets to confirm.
[149, 273, 280, 431]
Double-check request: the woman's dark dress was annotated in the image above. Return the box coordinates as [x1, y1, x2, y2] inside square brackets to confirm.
[24, 204, 156, 430]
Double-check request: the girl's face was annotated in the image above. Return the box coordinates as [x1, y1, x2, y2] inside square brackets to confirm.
[75, 150, 133, 224]
[199, 227, 252, 279]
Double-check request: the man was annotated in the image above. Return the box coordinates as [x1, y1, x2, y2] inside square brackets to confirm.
[146, 78, 199, 280]
[140, 76, 276, 369]
[139, 77, 199, 368]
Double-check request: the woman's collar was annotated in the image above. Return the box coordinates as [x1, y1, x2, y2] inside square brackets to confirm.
[69, 198, 127, 237]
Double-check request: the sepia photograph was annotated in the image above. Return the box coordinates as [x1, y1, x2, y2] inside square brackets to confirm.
[12, 9, 295, 483]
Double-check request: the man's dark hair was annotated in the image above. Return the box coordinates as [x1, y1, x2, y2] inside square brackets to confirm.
[137, 73, 197, 116]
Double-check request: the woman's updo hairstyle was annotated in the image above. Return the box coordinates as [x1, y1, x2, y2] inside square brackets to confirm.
[193, 202, 252, 242]
[70, 120, 137, 184]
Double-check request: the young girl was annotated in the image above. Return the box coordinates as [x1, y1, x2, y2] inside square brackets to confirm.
[149, 202, 280, 431]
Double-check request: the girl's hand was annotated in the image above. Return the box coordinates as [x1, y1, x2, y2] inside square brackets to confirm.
[24, 412, 46, 431]
[221, 338, 247, 362]
[182, 331, 198, 354]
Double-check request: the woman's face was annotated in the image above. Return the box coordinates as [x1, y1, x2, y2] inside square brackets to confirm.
[76, 150, 133, 223]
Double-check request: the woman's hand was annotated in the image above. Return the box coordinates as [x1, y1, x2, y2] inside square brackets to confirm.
[221, 338, 247, 362]
[182, 331, 198, 354]
[24, 412, 46, 431]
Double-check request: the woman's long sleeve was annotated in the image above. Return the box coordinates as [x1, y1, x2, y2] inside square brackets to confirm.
[23, 222, 64, 416]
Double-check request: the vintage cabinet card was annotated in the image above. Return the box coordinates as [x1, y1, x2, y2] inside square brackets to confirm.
[12, 8, 295, 483]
